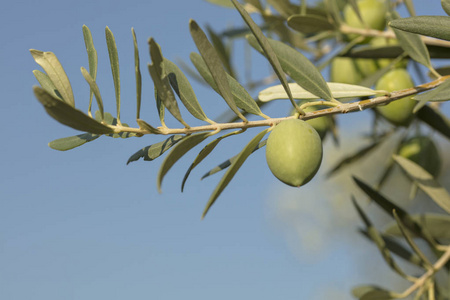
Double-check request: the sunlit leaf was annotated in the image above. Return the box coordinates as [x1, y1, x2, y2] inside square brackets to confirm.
[157, 132, 211, 193]
[81, 67, 104, 120]
[390, 16, 450, 42]
[267, 0, 296, 18]
[204, 0, 235, 8]
[360, 289, 400, 300]
[49, 133, 100, 151]
[353, 176, 437, 246]
[393, 155, 450, 214]
[190, 52, 265, 117]
[202, 128, 269, 218]
[94, 111, 137, 138]
[247, 35, 333, 102]
[127, 135, 184, 164]
[132, 28, 142, 120]
[443, 0, 450, 16]
[352, 286, 391, 299]
[201, 139, 267, 179]
[82, 25, 98, 116]
[32, 70, 62, 101]
[389, 15, 432, 68]
[164, 58, 210, 122]
[417, 105, 450, 140]
[182, 130, 243, 192]
[30, 49, 75, 107]
[189, 19, 247, 121]
[105, 27, 121, 123]
[149, 38, 189, 128]
[33, 86, 113, 134]
[136, 119, 162, 134]
[414, 78, 450, 102]
[206, 25, 235, 78]
[231, 0, 296, 108]
[259, 82, 376, 102]
[287, 15, 336, 34]
[385, 213, 450, 239]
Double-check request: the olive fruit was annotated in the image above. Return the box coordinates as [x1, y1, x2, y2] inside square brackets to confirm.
[370, 37, 408, 69]
[344, 0, 387, 42]
[266, 119, 323, 187]
[398, 136, 441, 177]
[375, 68, 416, 126]
[291, 105, 332, 140]
[330, 57, 378, 84]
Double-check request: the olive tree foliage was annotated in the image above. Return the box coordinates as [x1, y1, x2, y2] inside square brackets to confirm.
[30, 0, 450, 298]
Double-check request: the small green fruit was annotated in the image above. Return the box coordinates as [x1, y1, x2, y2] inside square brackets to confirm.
[398, 136, 441, 177]
[344, 0, 387, 42]
[266, 119, 323, 187]
[291, 105, 332, 140]
[375, 68, 416, 126]
[330, 57, 378, 84]
[369, 37, 408, 68]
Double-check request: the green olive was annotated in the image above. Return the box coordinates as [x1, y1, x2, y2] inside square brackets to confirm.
[330, 57, 378, 84]
[266, 119, 323, 187]
[375, 68, 416, 126]
[344, 0, 387, 43]
[398, 136, 441, 177]
[291, 105, 332, 140]
[370, 37, 408, 68]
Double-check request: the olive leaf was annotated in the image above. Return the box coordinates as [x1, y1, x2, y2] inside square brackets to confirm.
[30, 49, 75, 107]
[32, 70, 62, 101]
[206, 24, 236, 79]
[287, 15, 336, 34]
[417, 105, 450, 140]
[231, 0, 296, 109]
[385, 213, 450, 240]
[190, 52, 265, 117]
[393, 155, 450, 214]
[33, 86, 113, 134]
[105, 26, 121, 123]
[132, 28, 142, 120]
[127, 135, 185, 164]
[182, 130, 243, 192]
[136, 119, 162, 134]
[49, 133, 100, 151]
[413, 78, 450, 102]
[202, 128, 269, 218]
[390, 16, 450, 42]
[149, 38, 189, 128]
[82, 25, 98, 116]
[189, 19, 247, 122]
[81, 67, 105, 121]
[259, 82, 376, 102]
[94, 112, 137, 138]
[157, 132, 212, 193]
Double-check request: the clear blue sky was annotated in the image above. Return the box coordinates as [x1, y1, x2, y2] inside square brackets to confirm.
[1, 1, 447, 300]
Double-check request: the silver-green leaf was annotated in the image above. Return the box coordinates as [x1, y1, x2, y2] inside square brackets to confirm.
[105, 27, 121, 123]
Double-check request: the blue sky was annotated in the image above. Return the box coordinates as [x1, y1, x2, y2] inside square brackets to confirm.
[1, 1, 448, 299]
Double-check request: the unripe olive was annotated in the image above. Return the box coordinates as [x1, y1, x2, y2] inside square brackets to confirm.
[344, 0, 387, 42]
[266, 119, 323, 187]
[375, 68, 415, 126]
[398, 136, 441, 177]
[370, 37, 408, 68]
[330, 57, 378, 84]
[291, 105, 332, 140]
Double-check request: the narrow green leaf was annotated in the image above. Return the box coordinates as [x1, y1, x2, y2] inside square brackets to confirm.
[94, 111, 137, 138]
[82, 25, 98, 116]
[347, 0, 364, 25]
[246, 35, 333, 101]
[149, 38, 189, 128]
[259, 82, 376, 102]
[32, 70, 62, 100]
[49, 133, 100, 151]
[163, 58, 210, 122]
[155, 91, 166, 127]
[190, 52, 264, 117]
[189, 20, 247, 122]
[231, 0, 297, 108]
[393, 155, 450, 214]
[266, 0, 296, 18]
[414, 78, 450, 102]
[389, 16, 432, 68]
[127, 135, 184, 164]
[182, 130, 243, 192]
[404, 0, 416, 16]
[287, 15, 336, 34]
[157, 132, 211, 193]
[352, 286, 392, 299]
[360, 290, 400, 300]
[390, 16, 450, 42]
[204, 0, 235, 8]
[443, 0, 450, 16]
[33, 86, 113, 134]
[201, 139, 267, 179]
[202, 129, 269, 218]
[417, 105, 450, 140]
[81, 67, 104, 120]
[105, 27, 121, 123]
[30, 49, 75, 107]
[132, 28, 142, 120]
[353, 176, 437, 246]
[206, 25, 235, 78]
[352, 198, 411, 280]
[385, 213, 450, 239]
[136, 119, 162, 134]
